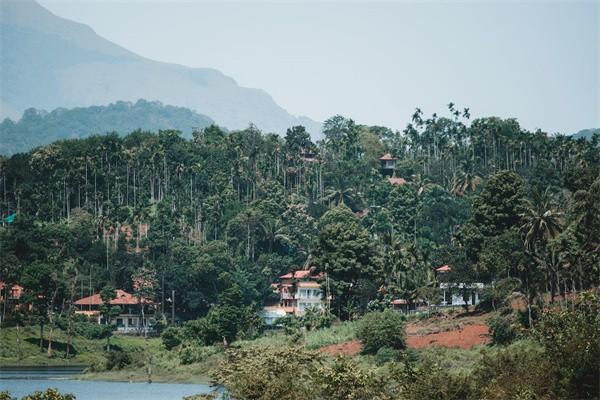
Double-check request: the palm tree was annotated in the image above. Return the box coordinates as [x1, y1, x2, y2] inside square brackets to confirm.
[520, 188, 563, 252]
[323, 175, 360, 207]
[450, 159, 483, 196]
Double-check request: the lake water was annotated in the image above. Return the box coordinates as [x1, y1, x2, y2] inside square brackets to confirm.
[0, 367, 215, 400]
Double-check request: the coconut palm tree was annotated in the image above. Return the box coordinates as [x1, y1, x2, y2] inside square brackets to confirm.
[520, 188, 563, 252]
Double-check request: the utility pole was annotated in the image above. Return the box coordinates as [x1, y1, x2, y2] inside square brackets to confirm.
[171, 290, 175, 325]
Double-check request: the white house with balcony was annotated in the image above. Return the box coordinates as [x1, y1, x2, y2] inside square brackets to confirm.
[260, 269, 325, 325]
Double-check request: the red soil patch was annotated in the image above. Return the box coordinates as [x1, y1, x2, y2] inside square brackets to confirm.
[320, 340, 362, 356]
[406, 323, 490, 349]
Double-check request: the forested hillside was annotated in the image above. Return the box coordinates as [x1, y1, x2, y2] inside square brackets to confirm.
[1, 104, 598, 322]
[0, 0, 320, 134]
[0, 100, 213, 155]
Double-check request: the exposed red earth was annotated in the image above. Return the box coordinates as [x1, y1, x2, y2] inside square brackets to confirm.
[320, 312, 490, 356]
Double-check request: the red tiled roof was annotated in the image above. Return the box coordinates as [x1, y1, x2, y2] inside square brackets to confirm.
[74, 289, 153, 306]
[0, 282, 23, 299]
[388, 177, 407, 185]
[436, 265, 451, 272]
[391, 299, 408, 305]
[355, 208, 370, 218]
[379, 153, 396, 161]
[279, 270, 324, 280]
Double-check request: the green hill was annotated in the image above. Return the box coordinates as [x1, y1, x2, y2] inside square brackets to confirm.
[0, 99, 213, 155]
[571, 128, 599, 141]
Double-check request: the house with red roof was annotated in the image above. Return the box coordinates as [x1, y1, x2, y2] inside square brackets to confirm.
[74, 289, 155, 333]
[260, 268, 326, 325]
[387, 177, 407, 186]
[0, 282, 25, 323]
[379, 153, 397, 172]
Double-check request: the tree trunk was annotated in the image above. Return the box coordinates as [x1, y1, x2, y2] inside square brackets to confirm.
[47, 325, 54, 357]
[16, 323, 22, 360]
[39, 322, 44, 352]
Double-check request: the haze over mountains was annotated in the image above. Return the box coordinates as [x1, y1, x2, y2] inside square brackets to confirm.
[0, 0, 321, 135]
[0, 100, 215, 154]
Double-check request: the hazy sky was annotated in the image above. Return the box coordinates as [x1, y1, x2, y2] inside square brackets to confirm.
[39, 0, 598, 134]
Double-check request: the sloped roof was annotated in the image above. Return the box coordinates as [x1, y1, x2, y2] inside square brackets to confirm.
[387, 177, 407, 185]
[74, 289, 153, 306]
[379, 153, 396, 161]
[279, 269, 324, 280]
[436, 265, 451, 272]
[0, 282, 23, 299]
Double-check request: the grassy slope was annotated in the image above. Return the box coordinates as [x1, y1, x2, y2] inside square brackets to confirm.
[0, 315, 492, 384]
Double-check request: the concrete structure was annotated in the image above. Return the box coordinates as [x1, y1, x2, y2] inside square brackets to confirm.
[74, 289, 155, 333]
[260, 269, 326, 325]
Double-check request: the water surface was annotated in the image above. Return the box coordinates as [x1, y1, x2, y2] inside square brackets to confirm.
[0, 367, 214, 399]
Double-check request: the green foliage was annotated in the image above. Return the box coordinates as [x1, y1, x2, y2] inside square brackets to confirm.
[374, 346, 400, 365]
[182, 306, 263, 346]
[471, 341, 557, 400]
[356, 309, 406, 354]
[0, 100, 213, 155]
[213, 346, 320, 400]
[160, 326, 182, 350]
[104, 349, 131, 370]
[487, 311, 519, 345]
[179, 345, 219, 365]
[533, 291, 600, 399]
[20, 389, 75, 400]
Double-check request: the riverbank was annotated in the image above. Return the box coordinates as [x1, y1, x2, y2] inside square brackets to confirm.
[0, 325, 218, 384]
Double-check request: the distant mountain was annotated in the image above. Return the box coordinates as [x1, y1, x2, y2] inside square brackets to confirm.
[571, 128, 599, 141]
[0, 100, 214, 155]
[0, 0, 321, 135]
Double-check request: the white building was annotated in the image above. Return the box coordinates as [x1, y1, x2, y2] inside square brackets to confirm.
[260, 269, 325, 325]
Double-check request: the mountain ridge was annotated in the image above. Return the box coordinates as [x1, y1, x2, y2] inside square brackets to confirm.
[0, 99, 214, 155]
[0, 0, 321, 135]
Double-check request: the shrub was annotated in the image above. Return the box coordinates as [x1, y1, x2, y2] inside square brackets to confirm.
[375, 346, 400, 365]
[533, 291, 600, 399]
[183, 306, 264, 346]
[20, 389, 75, 400]
[105, 350, 131, 370]
[303, 307, 334, 331]
[395, 362, 473, 400]
[179, 345, 219, 365]
[356, 309, 406, 354]
[471, 341, 557, 400]
[0, 392, 15, 400]
[487, 311, 518, 345]
[161, 326, 182, 350]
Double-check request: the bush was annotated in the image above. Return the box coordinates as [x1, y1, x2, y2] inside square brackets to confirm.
[393, 362, 473, 400]
[533, 291, 600, 399]
[303, 307, 334, 331]
[487, 311, 518, 345]
[179, 345, 219, 365]
[375, 346, 400, 365]
[105, 350, 131, 370]
[183, 306, 264, 346]
[20, 389, 75, 400]
[0, 392, 15, 400]
[471, 341, 557, 400]
[356, 309, 406, 354]
[161, 326, 182, 350]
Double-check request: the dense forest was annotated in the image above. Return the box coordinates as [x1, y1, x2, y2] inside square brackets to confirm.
[1, 104, 598, 319]
[0, 100, 214, 155]
[0, 105, 599, 398]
